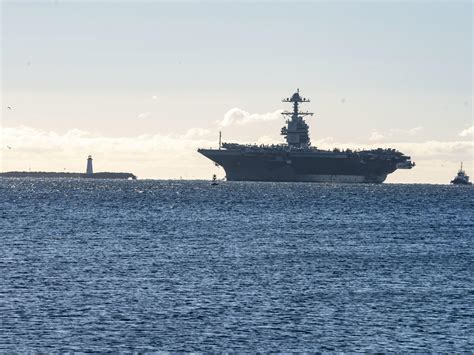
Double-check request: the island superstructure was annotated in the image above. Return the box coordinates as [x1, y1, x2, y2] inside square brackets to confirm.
[198, 89, 414, 183]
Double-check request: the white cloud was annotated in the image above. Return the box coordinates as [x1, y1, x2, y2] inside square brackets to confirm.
[396, 140, 472, 158]
[1, 125, 216, 154]
[369, 131, 385, 141]
[218, 108, 283, 127]
[181, 128, 212, 139]
[408, 126, 423, 135]
[459, 125, 474, 137]
[1, 125, 473, 182]
[369, 127, 424, 141]
[137, 112, 151, 119]
[0, 125, 219, 178]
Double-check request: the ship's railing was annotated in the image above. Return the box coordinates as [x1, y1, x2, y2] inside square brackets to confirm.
[222, 143, 290, 151]
[222, 142, 406, 155]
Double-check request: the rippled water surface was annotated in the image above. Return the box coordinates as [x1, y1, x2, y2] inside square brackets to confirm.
[1, 178, 473, 352]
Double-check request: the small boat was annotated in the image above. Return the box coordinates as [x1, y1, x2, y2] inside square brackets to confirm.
[450, 162, 472, 185]
[211, 174, 218, 186]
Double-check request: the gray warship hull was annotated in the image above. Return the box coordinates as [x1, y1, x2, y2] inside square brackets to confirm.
[198, 148, 411, 183]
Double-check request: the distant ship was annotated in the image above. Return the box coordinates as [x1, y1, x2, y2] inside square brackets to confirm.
[450, 162, 471, 185]
[198, 89, 414, 183]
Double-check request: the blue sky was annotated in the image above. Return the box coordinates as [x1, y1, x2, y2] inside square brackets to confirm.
[1, 1, 472, 182]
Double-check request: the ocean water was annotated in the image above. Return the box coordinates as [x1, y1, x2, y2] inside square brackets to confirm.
[1, 178, 473, 352]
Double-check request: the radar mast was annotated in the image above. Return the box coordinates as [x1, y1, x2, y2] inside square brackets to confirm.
[280, 89, 314, 148]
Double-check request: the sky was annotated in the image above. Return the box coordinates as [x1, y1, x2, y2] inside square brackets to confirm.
[1, 0, 472, 183]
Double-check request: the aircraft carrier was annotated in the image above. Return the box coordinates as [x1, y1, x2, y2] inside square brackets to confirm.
[198, 89, 414, 183]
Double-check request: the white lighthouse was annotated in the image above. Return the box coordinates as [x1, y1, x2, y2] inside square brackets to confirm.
[86, 155, 93, 175]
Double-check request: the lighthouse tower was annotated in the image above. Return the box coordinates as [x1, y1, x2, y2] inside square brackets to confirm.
[86, 155, 93, 175]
